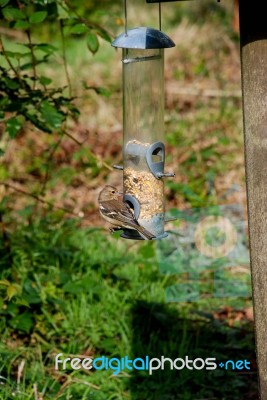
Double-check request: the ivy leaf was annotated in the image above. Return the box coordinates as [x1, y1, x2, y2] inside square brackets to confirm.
[70, 23, 88, 35]
[3, 7, 25, 21]
[6, 116, 24, 138]
[29, 11, 47, 24]
[86, 31, 99, 55]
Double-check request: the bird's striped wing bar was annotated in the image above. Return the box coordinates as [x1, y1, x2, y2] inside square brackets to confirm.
[100, 200, 138, 226]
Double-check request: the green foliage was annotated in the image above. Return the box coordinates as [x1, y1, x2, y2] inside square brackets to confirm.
[0, 0, 112, 140]
[0, 213, 256, 399]
[87, 30, 99, 54]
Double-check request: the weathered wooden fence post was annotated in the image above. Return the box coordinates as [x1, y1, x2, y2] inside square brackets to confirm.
[239, 3, 267, 398]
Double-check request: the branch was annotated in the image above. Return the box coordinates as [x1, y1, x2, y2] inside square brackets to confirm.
[38, 132, 64, 196]
[0, 182, 82, 218]
[25, 29, 37, 89]
[60, 19, 72, 97]
[63, 130, 113, 171]
[0, 35, 21, 81]
[61, 0, 114, 39]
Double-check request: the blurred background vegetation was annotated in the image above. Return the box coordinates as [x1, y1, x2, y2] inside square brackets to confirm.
[0, 0, 258, 399]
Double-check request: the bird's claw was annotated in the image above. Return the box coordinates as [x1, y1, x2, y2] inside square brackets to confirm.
[109, 227, 121, 234]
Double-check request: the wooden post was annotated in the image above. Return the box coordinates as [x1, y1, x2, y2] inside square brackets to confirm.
[239, 3, 267, 398]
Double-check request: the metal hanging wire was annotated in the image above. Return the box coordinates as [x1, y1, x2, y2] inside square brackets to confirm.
[124, 0, 128, 35]
[159, 1, 162, 31]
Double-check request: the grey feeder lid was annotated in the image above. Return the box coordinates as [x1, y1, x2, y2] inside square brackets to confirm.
[112, 27, 175, 49]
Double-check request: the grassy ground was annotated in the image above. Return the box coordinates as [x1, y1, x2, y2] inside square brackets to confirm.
[0, 216, 257, 399]
[0, 1, 259, 399]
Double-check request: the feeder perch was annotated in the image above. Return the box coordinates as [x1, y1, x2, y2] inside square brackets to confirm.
[112, 26, 175, 240]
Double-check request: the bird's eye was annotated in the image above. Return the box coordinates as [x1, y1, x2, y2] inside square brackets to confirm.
[112, 190, 115, 194]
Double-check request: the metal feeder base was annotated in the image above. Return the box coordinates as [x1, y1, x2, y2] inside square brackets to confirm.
[120, 229, 168, 240]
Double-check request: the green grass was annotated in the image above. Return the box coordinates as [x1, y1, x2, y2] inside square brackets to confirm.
[0, 213, 257, 400]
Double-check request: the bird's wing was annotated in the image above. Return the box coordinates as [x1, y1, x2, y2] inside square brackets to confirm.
[100, 199, 155, 239]
[100, 199, 139, 227]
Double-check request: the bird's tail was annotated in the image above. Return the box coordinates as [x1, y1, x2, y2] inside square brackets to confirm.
[137, 225, 156, 240]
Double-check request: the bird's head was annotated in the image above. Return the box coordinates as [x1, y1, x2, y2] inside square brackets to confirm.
[98, 185, 122, 202]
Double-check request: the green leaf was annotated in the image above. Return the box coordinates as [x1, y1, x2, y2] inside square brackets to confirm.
[70, 23, 87, 35]
[0, 279, 10, 287]
[85, 85, 111, 97]
[20, 55, 50, 71]
[4, 50, 30, 60]
[9, 311, 34, 333]
[20, 43, 56, 54]
[29, 11, 47, 24]
[15, 297, 30, 307]
[0, 149, 5, 157]
[3, 76, 20, 90]
[0, 0, 10, 7]
[25, 111, 52, 133]
[23, 279, 42, 305]
[40, 101, 64, 130]
[57, 3, 69, 19]
[95, 27, 111, 43]
[3, 7, 25, 21]
[39, 76, 52, 86]
[14, 20, 30, 30]
[86, 31, 99, 55]
[7, 284, 21, 300]
[6, 116, 24, 138]
[35, 43, 57, 54]
[23, 290, 42, 304]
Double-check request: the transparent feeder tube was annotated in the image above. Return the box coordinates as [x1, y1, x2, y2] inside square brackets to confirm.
[123, 48, 165, 238]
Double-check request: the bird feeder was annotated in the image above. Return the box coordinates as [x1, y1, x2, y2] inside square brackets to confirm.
[112, 8, 175, 240]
